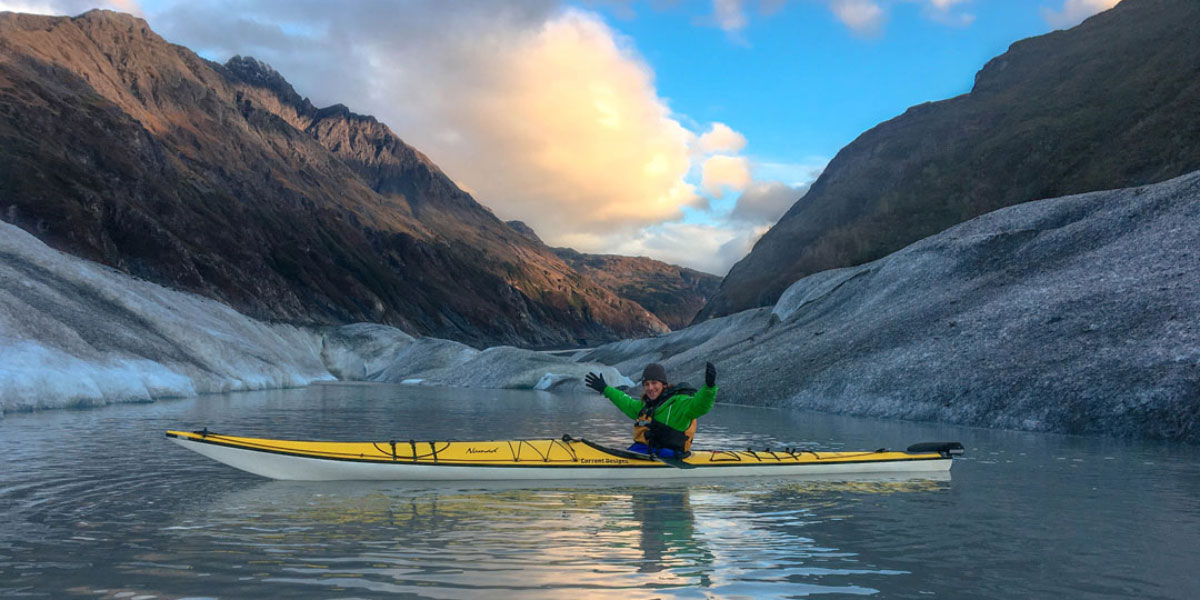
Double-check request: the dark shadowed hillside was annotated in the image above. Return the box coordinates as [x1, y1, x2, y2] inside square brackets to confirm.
[699, 0, 1200, 320]
[550, 248, 720, 330]
[0, 10, 670, 347]
[504, 220, 721, 329]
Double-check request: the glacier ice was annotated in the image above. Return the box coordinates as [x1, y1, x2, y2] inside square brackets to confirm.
[0, 221, 332, 414]
[323, 323, 634, 392]
[0, 220, 641, 414]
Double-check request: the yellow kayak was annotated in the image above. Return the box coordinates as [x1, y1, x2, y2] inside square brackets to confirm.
[166, 430, 962, 481]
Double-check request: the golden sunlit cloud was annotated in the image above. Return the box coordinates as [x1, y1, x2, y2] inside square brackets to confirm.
[701, 155, 751, 198]
[367, 8, 704, 239]
[697, 122, 747, 155]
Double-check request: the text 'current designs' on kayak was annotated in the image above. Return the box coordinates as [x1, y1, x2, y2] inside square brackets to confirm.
[165, 429, 965, 482]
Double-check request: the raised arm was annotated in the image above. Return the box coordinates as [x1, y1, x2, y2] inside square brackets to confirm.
[586, 371, 643, 419]
[676, 362, 718, 419]
[602, 386, 644, 420]
[678, 384, 717, 419]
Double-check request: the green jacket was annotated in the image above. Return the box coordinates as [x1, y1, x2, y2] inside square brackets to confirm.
[602, 385, 718, 431]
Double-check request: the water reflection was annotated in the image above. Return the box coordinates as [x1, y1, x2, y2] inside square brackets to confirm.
[5, 382, 1199, 599]
[153, 474, 948, 598]
[628, 485, 711, 578]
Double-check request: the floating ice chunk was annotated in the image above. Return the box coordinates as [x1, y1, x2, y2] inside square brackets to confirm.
[534, 372, 569, 390]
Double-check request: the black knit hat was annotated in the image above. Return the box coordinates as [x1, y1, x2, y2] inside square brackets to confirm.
[641, 363, 668, 384]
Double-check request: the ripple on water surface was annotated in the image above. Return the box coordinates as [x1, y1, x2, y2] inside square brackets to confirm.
[2, 384, 1199, 600]
[142, 477, 943, 599]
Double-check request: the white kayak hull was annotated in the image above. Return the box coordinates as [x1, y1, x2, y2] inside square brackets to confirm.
[168, 433, 956, 482]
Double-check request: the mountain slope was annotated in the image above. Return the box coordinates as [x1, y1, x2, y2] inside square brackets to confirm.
[582, 170, 1200, 442]
[699, 0, 1200, 320]
[551, 247, 720, 330]
[504, 220, 721, 329]
[0, 10, 668, 347]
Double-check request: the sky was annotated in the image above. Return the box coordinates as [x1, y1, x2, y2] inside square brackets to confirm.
[1, 0, 1122, 274]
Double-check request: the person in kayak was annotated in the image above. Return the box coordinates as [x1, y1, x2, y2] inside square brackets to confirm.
[584, 362, 717, 458]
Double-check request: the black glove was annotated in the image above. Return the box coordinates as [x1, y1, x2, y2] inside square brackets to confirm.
[584, 372, 607, 393]
[705, 362, 717, 387]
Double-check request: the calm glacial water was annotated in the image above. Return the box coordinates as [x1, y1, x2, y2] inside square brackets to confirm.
[1, 383, 1198, 599]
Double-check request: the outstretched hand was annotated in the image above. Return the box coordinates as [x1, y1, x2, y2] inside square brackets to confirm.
[705, 362, 717, 387]
[584, 372, 607, 393]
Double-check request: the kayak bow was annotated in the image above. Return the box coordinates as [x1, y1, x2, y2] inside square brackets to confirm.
[166, 430, 963, 481]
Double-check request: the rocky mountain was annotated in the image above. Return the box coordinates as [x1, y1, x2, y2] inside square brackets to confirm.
[699, 0, 1200, 320]
[0, 10, 668, 348]
[550, 248, 720, 330]
[580, 171, 1200, 443]
[506, 220, 721, 329]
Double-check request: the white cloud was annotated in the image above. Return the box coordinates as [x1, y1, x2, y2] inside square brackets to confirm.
[701, 155, 751, 198]
[824, 0, 976, 35]
[697, 122, 747, 154]
[714, 224, 772, 272]
[1041, 0, 1120, 29]
[755, 160, 827, 188]
[712, 0, 748, 34]
[730, 180, 807, 224]
[110, 0, 141, 16]
[561, 222, 764, 275]
[830, 0, 885, 36]
[0, 0, 140, 15]
[921, 0, 974, 26]
[0, 1, 57, 12]
[582, 168, 818, 275]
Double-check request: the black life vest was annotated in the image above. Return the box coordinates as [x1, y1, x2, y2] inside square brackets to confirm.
[632, 385, 699, 452]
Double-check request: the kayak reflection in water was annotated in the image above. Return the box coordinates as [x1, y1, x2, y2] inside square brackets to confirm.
[584, 362, 718, 458]
[630, 486, 713, 579]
